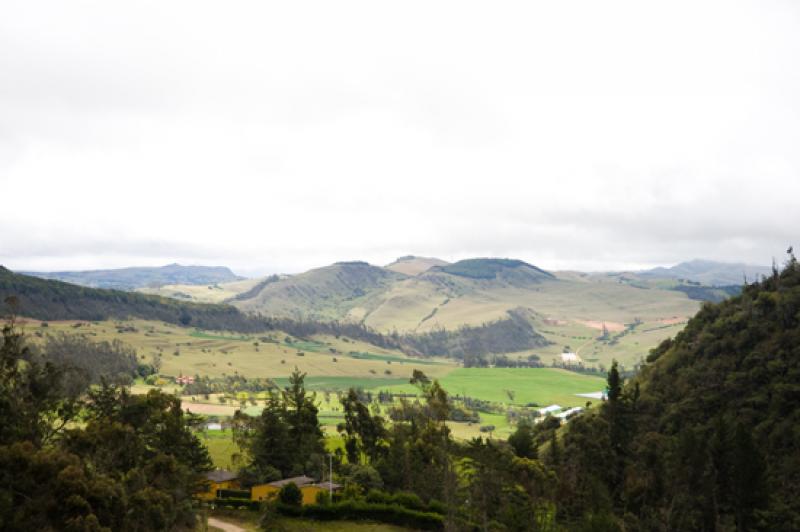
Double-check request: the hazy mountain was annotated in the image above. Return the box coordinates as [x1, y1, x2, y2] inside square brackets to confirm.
[385, 255, 449, 276]
[639, 259, 771, 286]
[21, 263, 242, 290]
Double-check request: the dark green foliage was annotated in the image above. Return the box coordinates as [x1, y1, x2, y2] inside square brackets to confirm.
[557, 255, 800, 529]
[214, 498, 262, 511]
[401, 308, 552, 357]
[508, 419, 537, 459]
[0, 316, 211, 531]
[278, 483, 302, 506]
[670, 283, 741, 303]
[338, 388, 387, 464]
[236, 368, 325, 481]
[433, 258, 554, 281]
[39, 333, 142, 387]
[275, 500, 445, 530]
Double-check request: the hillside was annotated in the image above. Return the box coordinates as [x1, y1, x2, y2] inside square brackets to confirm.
[227, 257, 702, 367]
[385, 256, 449, 276]
[555, 255, 800, 528]
[0, 265, 265, 332]
[138, 276, 273, 303]
[233, 261, 407, 320]
[2, 267, 557, 359]
[22, 263, 242, 290]
[639, 258, 771, 286]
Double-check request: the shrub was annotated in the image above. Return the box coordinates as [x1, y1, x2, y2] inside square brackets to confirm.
[214, 498, 260, 511]
[278, 483, 302, 506]
[276, 500, 444, 530]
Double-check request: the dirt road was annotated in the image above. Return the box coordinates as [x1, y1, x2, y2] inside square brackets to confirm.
[207, 516, 246, 532]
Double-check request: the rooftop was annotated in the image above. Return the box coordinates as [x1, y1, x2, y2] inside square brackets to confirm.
[206, 470, 238, 483]
[268, 475, 315, 488]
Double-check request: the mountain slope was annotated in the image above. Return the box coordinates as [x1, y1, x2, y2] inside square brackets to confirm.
[385, 256, 449, 276]
[556, 256, 800, 529]
[22, 263, 242, 290]
[0, 266, 261, 331]
[231, 261, 407, 321]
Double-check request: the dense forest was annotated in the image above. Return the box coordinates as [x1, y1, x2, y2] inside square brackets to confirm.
[0, 314, 212, 530]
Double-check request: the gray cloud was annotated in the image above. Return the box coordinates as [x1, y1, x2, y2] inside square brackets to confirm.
[1, 1, 798, 275]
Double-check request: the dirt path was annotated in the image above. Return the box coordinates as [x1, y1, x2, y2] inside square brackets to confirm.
[207, 516, 247, 532]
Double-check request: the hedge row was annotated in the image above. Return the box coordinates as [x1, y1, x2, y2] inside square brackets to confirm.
[213, 498, 261, 511]
[277, 500, 444, 530]
[364, 489, 445, 515]
[217, 489, 251, 499]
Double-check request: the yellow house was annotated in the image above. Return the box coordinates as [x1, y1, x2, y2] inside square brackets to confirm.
[197, 470, 240, 501]
[251, 476, 341, 505]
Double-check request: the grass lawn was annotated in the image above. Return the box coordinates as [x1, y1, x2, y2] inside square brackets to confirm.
[271, 376, 409, 391]
[378, 367, 606, 408]
[200, 429, 240, 470]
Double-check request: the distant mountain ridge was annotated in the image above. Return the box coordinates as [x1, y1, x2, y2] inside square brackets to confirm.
[21, 263, 242, 290]
[639, 259, 772, 286]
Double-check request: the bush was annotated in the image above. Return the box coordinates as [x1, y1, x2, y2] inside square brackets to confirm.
[364, 490, 440, 514]
[278, 483, 302, 506]
[214, 498, 260, 511]
[315, 490, 331, 505]
[276, 500, 444, 530]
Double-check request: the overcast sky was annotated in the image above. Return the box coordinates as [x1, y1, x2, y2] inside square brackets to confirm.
[1, 1, 798, 276]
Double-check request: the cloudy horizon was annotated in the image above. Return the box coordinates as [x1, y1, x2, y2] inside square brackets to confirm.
[2, 1, 798, 276]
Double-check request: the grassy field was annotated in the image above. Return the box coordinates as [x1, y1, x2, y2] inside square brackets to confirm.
[20, 319, 456, 382]
[138, 277, 266, 303]
[376, 367, 605, 408]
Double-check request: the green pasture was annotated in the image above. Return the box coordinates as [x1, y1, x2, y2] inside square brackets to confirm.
[377, 367, 605, 408]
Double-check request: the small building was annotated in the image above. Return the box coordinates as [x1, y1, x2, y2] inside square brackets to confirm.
[175, 374, 195, 385]
[205, 422, 223, 431]
[560, 352, 581, 364]
[251, 475, 315, 503]
[198, 470, 240, 501]
[251, 476, 341, 505]
[555, 407, 584, 420]
[538, 404, 562, 416]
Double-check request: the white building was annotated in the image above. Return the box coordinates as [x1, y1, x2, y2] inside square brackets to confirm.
[555, 407, 584, 420]
[560, 352, 581, 364]
[538, 404, 562, 416]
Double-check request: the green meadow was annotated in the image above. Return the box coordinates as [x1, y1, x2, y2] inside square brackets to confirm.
[366, 367, 604, 407]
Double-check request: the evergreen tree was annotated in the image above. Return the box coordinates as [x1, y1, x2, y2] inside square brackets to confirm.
[508, 419, 537, 459]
